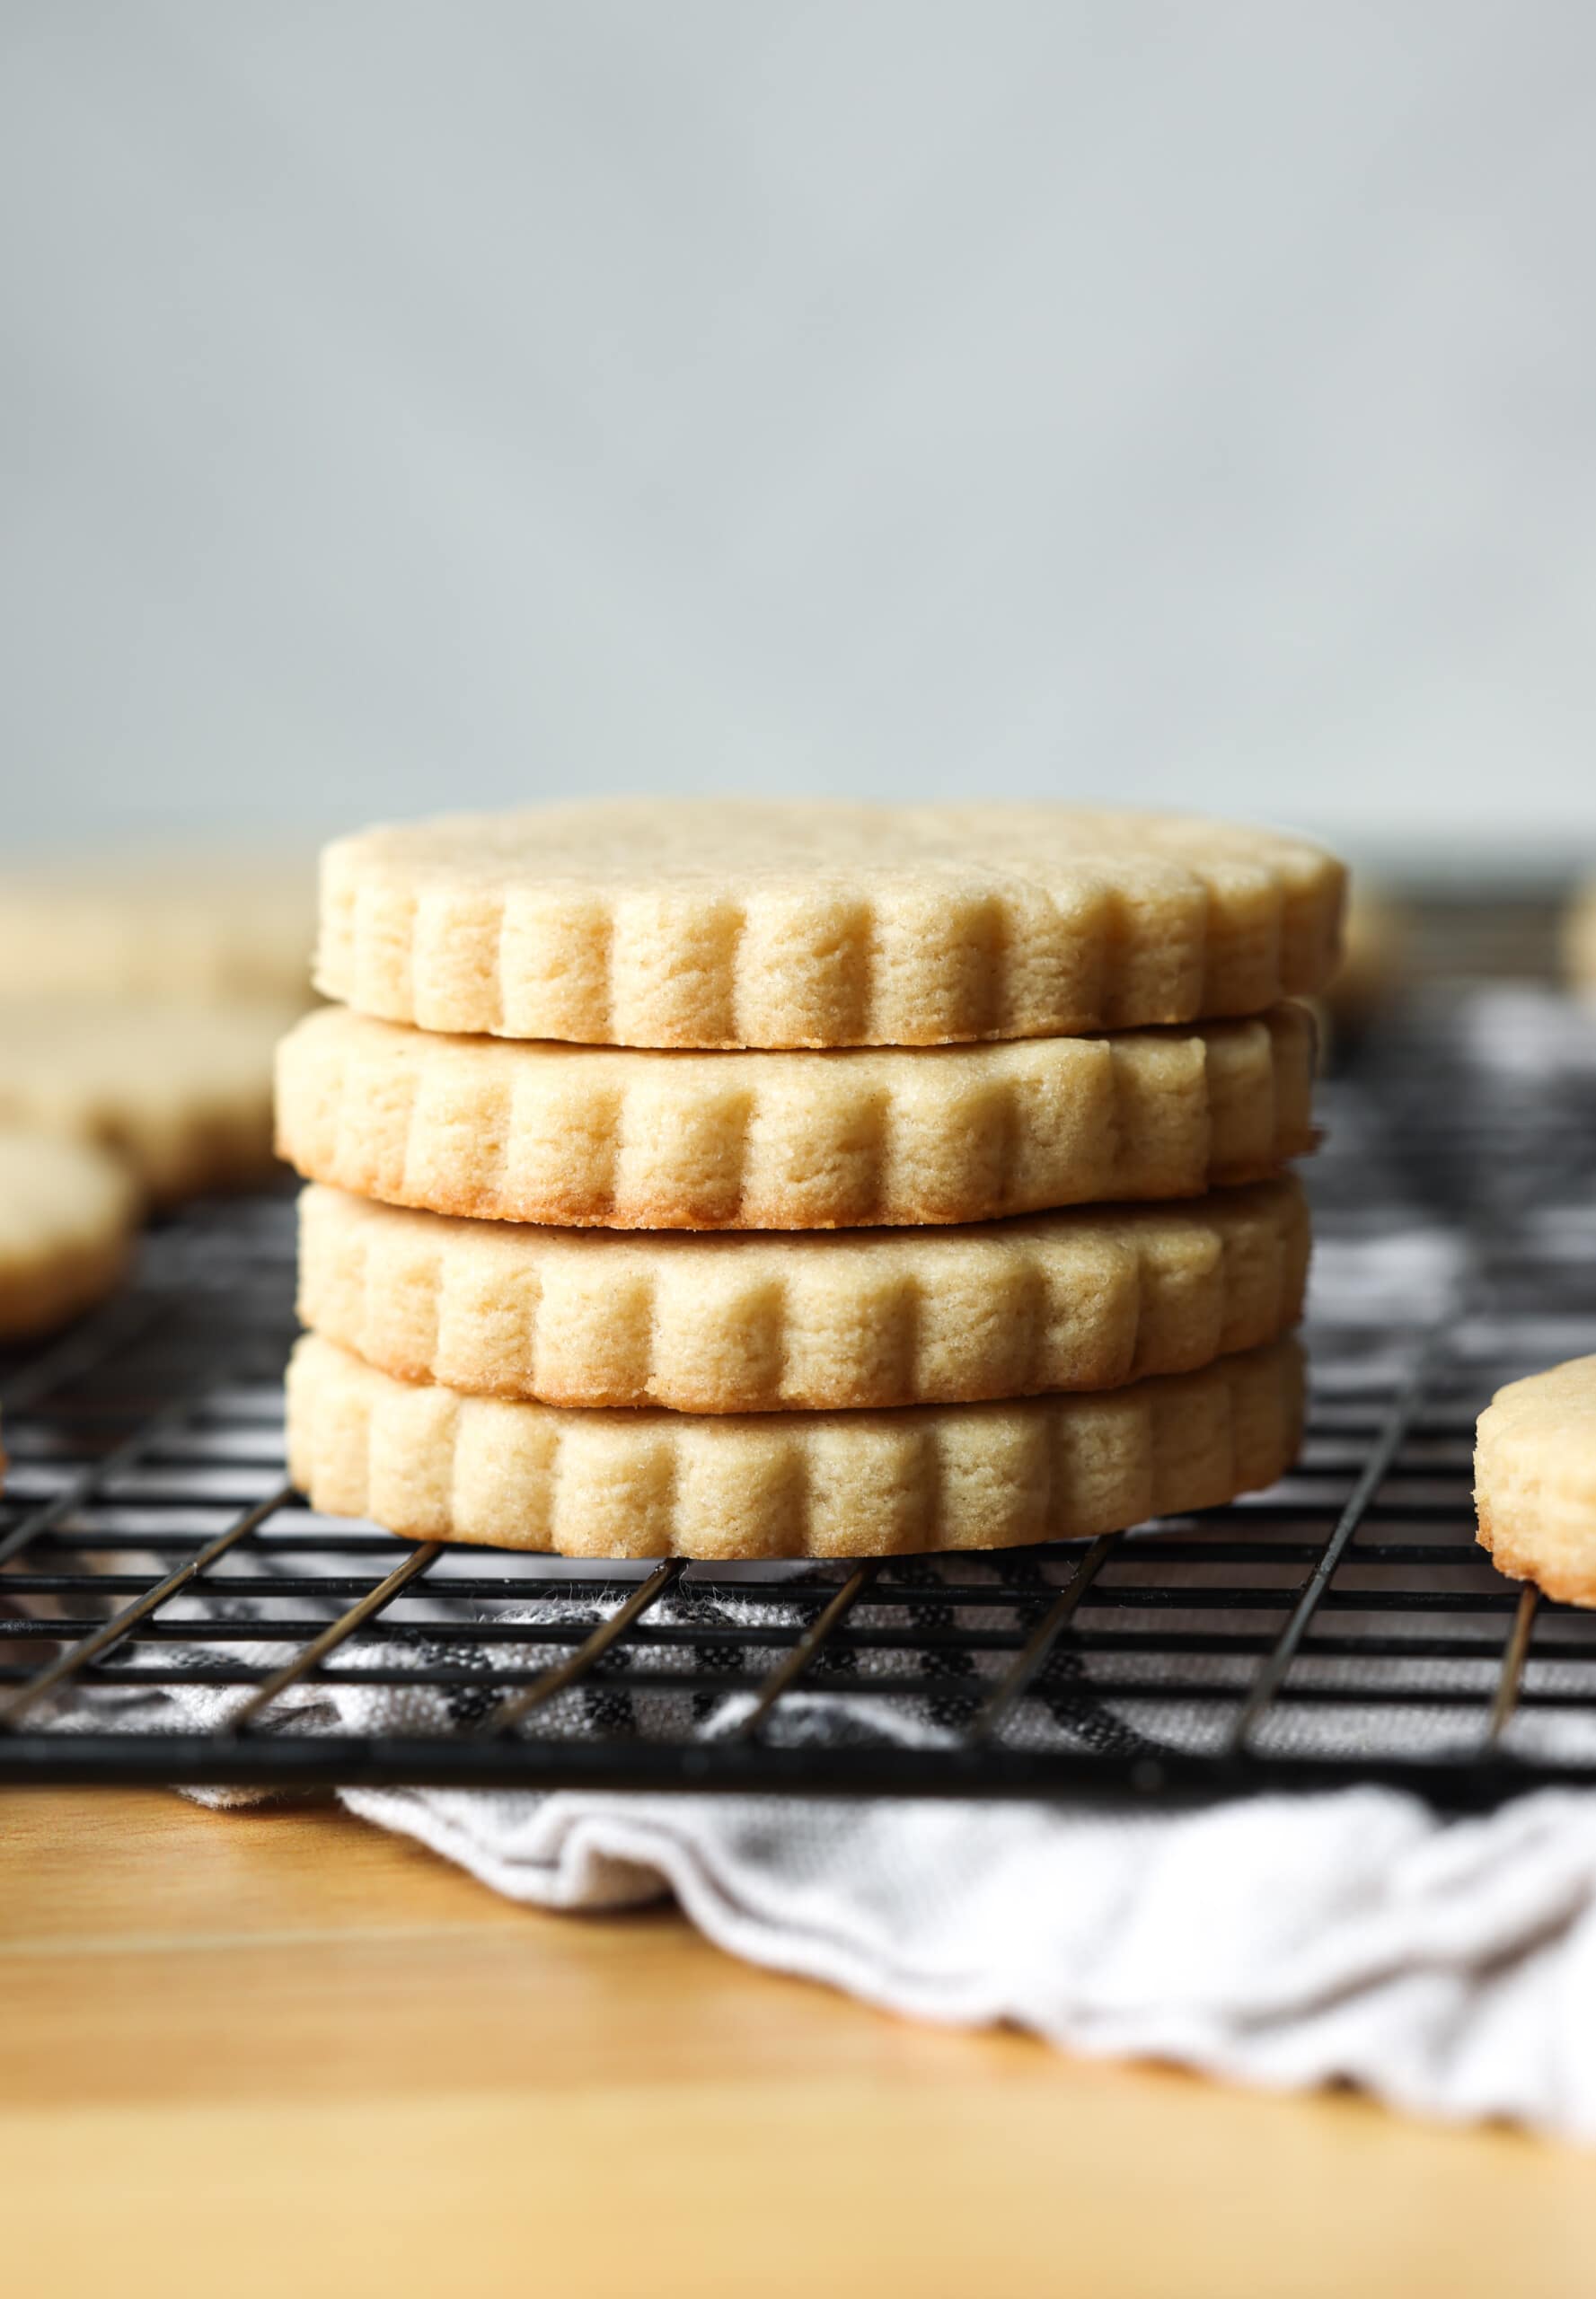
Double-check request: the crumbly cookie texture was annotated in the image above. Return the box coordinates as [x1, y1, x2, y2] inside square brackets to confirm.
[287, 1331, 1305, 1561]
[276, 1003, 1316, 1232]
[0, 1000, 296, 1204]
[315, 801, 1345, 1048]
[297, 1176, 1309, 1412]
[0, 853, 315, 1004]
[0, 1125, 138, 1340]
[1476, 1356, 1596, 1605]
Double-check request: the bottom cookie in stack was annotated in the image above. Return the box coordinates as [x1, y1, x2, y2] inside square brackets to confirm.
[286, 1331, 1303, 1562]
[285, 1179, 1309, 1560]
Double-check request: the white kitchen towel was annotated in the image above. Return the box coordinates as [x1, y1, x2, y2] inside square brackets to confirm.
[337, 1775, 1596, 2139]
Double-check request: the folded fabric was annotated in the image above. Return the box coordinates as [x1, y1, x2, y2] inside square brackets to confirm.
[342, 1771, 1596, 2139]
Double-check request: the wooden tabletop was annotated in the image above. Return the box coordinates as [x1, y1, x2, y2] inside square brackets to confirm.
[2, 1788, 1588, 2298]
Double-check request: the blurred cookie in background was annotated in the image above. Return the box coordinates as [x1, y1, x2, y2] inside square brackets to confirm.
[0, 850, 311, 1351]
[0, 1125, 138, 1342]
[0, 1000, 295, 1204]
[1565, 879, 1596, 1004]
[0, 850, 316, 1004]
[1324, 885, 1412, 1032]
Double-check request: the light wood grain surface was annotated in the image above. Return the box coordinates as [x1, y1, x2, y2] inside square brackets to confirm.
[2, 1788, 1587, 2298]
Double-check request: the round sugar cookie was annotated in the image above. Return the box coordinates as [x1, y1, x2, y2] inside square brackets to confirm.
[286, 1331, 1306, 1561]
[0, 852, 315, 1004]
[296, 1176, 1309, 1413]
[1476, 1356, 1596, 1605]
[0, 1126, 138, 1341]
[275, 1002, 1316, 1232]
[0, 1001, 295, 1204]
[315, 801, 1345, 1048]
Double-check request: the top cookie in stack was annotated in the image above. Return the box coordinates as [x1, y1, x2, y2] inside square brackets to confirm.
[279, 802, 1344, 1561]
[311, 801, 1340, 1047]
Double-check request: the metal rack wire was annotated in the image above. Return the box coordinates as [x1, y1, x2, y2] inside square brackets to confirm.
[3, 984, 1594, 1805]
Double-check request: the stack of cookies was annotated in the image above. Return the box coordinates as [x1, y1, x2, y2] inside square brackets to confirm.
[277, 804, 1345, 1563]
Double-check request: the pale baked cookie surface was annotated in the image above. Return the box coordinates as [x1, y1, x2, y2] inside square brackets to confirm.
[297, 1176, 1309, 1412]
[0, 1001, 295, 1204]
[287, 1331, 1304, 1560]
[276, 1003, 1315, 1231]
[316, 801, 1345, 1048]
[0, 854, 315, 1004]
[1476, 1356, 1596, 1605]
[0, 1126, 138, 1340]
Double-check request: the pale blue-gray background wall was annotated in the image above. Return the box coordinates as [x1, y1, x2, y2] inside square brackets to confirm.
[5, 4, 1594, 866]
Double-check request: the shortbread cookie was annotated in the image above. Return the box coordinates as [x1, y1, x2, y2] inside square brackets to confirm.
[287, 1331, 1304, 1560]
[0, 1127, 138, 1340]
[297, 1176, 1309, 1412]
[1476, 1357, 1596, 1605]
[315, 801, 1345, 1047]
[276, 1003, 1316, 1231]
[0, 852, 315, 1004]
[0, 1001, 295, 1204]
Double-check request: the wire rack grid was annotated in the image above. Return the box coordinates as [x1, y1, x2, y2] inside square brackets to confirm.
[2, 991, 1594, 1805]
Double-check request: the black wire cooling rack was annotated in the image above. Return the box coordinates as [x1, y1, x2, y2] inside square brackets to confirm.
[2, 983, 1595, 1806]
